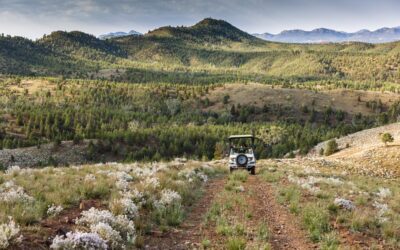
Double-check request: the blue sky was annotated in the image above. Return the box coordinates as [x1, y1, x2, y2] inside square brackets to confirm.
[1, 0, 400, 39]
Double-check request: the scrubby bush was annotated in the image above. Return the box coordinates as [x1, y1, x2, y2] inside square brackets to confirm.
[0, 218, 22, 249]
[324, 139, 338, 156]
[50, 232, 108, 250]
[380, 133, 394, 146]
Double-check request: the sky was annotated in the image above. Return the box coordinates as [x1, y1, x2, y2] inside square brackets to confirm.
[0, 0, 400, 39]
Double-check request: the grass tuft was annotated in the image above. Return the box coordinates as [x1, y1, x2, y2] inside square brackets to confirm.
[226, 237, 246, 250]
[302, 204, 331, 242]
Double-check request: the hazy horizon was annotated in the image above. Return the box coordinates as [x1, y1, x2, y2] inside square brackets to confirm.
[1, 0, 400, 39]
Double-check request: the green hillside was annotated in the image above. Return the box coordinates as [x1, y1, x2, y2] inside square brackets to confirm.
[38, 31, 127, 60]
[0, 18, 400, 83]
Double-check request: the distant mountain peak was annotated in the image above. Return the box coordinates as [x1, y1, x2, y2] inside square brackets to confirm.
[194, 18, 232, 28]
[254, 26, 400, 43]
[146, 18, 258, 43]
[99, 30, 142, 40]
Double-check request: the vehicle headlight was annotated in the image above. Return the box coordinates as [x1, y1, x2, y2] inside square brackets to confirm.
[230, 157, 236, 162]
[248, 157, 253, 162]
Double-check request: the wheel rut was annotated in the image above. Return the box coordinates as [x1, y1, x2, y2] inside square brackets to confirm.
[244, 175, 315, 250]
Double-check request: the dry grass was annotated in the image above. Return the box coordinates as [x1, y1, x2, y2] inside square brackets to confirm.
[0, 160, 226, 248]
[258, 158, 400, 249]
[7, 79, 56, 95]
[204, 83, 399, 115]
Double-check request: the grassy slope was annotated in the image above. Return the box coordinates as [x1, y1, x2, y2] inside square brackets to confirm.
[203, 83, 400, 116]
[258, 159, 400, 249]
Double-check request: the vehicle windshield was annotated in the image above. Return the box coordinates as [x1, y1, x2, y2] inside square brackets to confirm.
[231, 147, 253, 154]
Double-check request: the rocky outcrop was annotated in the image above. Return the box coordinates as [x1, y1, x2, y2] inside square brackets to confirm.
[0, 141, 91, 168]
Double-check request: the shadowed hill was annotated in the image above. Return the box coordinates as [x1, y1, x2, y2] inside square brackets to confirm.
[0, 35, 94, 75]
[38, 31, 127, 59]
[146, 18, 260, 43]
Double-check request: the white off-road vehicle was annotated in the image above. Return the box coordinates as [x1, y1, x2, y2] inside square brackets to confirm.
[228, 135, 256, 175]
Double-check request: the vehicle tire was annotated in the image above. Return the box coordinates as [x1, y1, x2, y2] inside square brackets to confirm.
[230, 167, 234, 173]
[250, 167, 256, 175]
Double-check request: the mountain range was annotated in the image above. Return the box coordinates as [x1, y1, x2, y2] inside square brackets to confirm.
[254, 27, 400, 43]
[99, 30, 142, 39]
[1, 18, 400, 83]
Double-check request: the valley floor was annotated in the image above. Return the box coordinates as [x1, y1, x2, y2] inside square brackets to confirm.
[1, 158, 399, 249]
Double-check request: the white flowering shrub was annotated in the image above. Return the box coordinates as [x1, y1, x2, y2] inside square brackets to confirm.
[376, 187, 392, 199]
[197, 173, 208, 183]
[0, 181, 35, 204]
[288, 175, 344, 194]
[324, 177, 344, 186]
[131, 168, 154, 178]
[96, 170, 113, 175]
[142, 177, 160, 189]
[112, 215, 136, 244]
[372, 201, 389, 222]
[334, 198, 355, 211]
[76, 208, 117, 227]
[107, 171, 133, 182]
[75, 208, 136, 244]
[178, 169, 196, 180]
[90, 222, 123, 249]
[5, 166, 21, 176]
[120, 189, 145, 207]
[84, 174, 96, 182]
[178, 168, 209, 183]
[50, 232, 108, 250]
[154, 189, 182, 209]
[47, 204, 64, 217]
[0, 218, 22, 249]
[153, 189, 184, 226]
[110, 197, 139, 219]
[115, 179, 129, 191]
[288, 175, 320, 193]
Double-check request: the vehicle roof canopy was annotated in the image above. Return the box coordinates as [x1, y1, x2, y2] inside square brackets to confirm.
[228, 135, 254, 140]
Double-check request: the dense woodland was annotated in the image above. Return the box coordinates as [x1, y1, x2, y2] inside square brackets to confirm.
[1, 18, 400, 163]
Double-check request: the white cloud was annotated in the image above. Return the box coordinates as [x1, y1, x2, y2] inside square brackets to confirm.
[0, 0, 399, 39]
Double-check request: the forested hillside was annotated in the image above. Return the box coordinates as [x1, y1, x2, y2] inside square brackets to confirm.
[1, 77, 400, 165]
[0, 18, 400, 83]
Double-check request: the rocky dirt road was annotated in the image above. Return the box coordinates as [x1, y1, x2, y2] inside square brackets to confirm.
[144, 174, 313, 249]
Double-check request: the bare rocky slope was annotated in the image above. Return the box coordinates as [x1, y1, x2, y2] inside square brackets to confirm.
[308, 122, 400, 177]
[0, 141, 91, 168]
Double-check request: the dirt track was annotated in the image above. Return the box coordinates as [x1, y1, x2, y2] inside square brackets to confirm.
[144, 175, 313, 249]
[245, 176, 313, 250]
